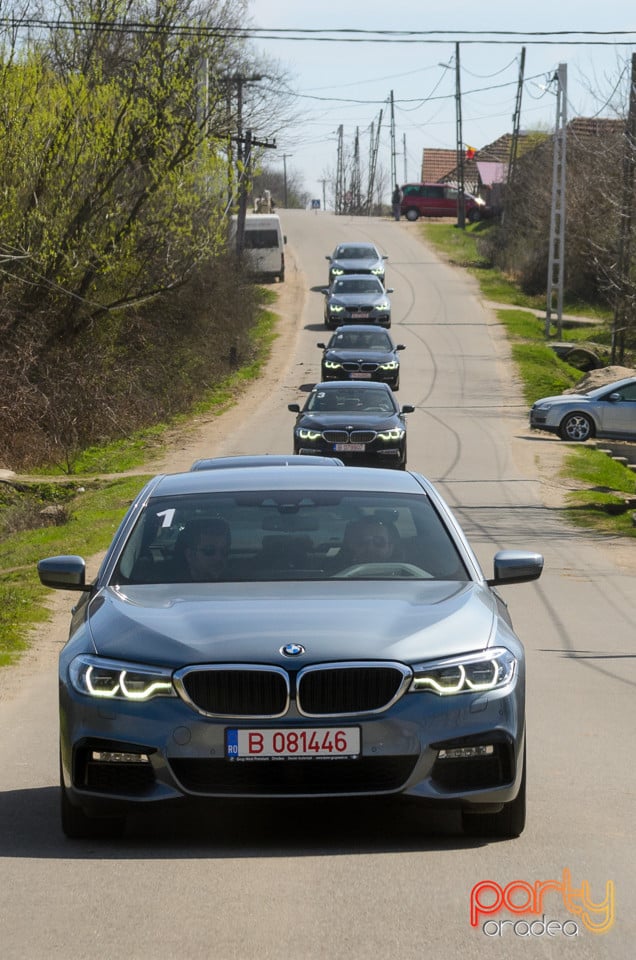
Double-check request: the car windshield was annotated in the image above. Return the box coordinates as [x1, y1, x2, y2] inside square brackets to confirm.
[333, 278, 382, 295]
[306, 387, 395, 413]
[331, 331, 392, 350]
[113, 490, 469, 584]
[335, 246, 377, 260]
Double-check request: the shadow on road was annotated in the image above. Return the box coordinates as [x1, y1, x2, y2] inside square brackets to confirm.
[0, 787, 498, 859]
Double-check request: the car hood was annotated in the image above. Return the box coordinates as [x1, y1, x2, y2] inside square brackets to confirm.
[533, 392, 589, 406]
[332, 259, 382, 273]
[329, 293, 387, 307]
[325, 349, 394, 363]
[296, 412, 400, 429]
[87, 581, 500, 666]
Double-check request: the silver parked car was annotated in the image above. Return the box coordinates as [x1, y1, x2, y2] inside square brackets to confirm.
[38, 464, 543, 839]
[529, 376, 636, 441]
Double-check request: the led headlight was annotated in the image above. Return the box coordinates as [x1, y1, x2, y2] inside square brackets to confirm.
[371, 268, 384, 275]
[324, 360, 342, 370]
[378, 361, 399, 370]
[377, 427, 405, 441]
[329, 304, 345, 313]
[69, 655, 176, 701]
[375, 301, 390, 311]
[297, 427, 322, 440]
[331, 268, 344, 276]
[410, 648, 516, 696]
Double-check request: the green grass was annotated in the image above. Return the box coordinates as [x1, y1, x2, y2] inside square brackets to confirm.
[562, 448, 636, 537]
[0, 476, 149, 666]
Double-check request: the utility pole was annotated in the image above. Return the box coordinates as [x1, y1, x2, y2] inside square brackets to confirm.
[390, 90, 397, 194]
[282, 153, 292, 208]
[335, 125, 345, 215]
[236, 130, 276, 254]
[545, 63, 567, 339]
[611, 52, 636, 364]
[455, 43, 466, 229]
[367, 109, 383, 215]
[403, 133, 407, 183]
[351, 127, 361, 213]
[319, 178, 329, 212]
[506, 48, 526, 196]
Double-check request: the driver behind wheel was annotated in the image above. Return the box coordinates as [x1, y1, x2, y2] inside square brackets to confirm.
[340, 518, 396, 565]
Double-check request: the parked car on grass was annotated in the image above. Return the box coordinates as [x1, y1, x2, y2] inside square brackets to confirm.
[317, 325, 405, 390]
[529, 376, 636, 442]
[38, 463, 543, 840]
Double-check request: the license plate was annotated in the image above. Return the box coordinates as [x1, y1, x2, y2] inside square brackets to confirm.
[350, 312, 369, 319]
[226, 727, 360, 759]
[335, 443, 365, 452]
[350, 372, 371, 379]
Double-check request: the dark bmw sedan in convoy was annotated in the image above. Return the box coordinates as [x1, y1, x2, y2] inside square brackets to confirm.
[323, 274, 393, 329]
[38, 464, 543, 839]
[288, 381, 414, 468]
[317, 325, 405, 390]
[325, 241, 387, 286]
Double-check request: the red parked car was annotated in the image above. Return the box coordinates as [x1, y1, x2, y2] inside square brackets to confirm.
[400, 183, 488, 222]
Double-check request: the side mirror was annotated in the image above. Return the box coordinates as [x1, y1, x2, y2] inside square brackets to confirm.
[607, 392, 621, 402]
[317, 342, 326, 349]
[283, 235, 287, 244]
[401, 405, 415, 414]
[385, 287, 394, 293]
[396, 344, 406, 351]
[288, 403, 301, 413]
[38, 555, 90, 592]
[383, 255, 388, 260]
[487, 550, 544, 586]
[325, 255, 332, 261]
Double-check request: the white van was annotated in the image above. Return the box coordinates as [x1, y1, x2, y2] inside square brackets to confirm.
[230, 214, 286, 283]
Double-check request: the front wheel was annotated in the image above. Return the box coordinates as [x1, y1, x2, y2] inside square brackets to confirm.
[405, 208, 419, 222]
[558, 412, 594, 442]
[462, 746, 526, 839]
[60, 760, 126, 839]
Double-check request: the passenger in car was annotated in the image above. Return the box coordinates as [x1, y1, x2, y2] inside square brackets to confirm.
[338, 518, 398, 566]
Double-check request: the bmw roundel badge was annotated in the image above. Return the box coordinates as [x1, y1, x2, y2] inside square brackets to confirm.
[281, 643, 305, 657]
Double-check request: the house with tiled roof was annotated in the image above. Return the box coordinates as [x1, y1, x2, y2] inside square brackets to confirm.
[420, 149, 457, 183]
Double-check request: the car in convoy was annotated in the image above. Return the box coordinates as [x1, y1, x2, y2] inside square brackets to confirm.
[325, 242, 388, 286]
[38, 463, 543, 839]
[399, 182, 488, 222]
[529, 376, 636, 442]
[317, 325, 406, 390]
[323, 274, 393, 329]
[288, 381, 414, 468]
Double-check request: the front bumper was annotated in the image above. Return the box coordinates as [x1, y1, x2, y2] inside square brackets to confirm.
[294, 440, 406, 467]
[60, 668, 524, 814]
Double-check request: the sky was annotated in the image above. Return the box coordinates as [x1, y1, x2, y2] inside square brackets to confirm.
[247, 1, 636, 205]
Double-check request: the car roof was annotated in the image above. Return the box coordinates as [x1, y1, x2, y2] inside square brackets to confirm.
[329, 324, 393, 335]
[147, 465, 427, 498]
[334, 243, 379, 253]
[311, 380, 392, 392]
[190, 454, 344, 471]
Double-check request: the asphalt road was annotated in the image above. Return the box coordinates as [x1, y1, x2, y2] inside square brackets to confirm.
[0, 210, 634, 959]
